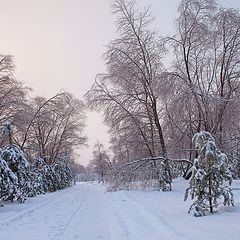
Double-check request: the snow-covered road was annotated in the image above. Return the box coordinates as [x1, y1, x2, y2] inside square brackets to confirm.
[0, 181, 239, 240]
[0, 182, 187, 240]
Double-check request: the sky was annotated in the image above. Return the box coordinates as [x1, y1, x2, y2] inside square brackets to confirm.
[0, 0, 239, 166]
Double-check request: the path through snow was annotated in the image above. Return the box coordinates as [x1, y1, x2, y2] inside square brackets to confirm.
[0, 181, 239, 240]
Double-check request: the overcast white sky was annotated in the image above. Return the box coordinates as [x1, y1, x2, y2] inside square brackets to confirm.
[0, 0, 239, 166]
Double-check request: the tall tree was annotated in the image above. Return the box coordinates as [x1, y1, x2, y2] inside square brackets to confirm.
[0, 55, 28, 147]
[86, 0, 171, 189]
[165, 0, 240, 161]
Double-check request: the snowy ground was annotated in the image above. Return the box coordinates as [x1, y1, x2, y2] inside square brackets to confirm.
[0, 179, 239, 240]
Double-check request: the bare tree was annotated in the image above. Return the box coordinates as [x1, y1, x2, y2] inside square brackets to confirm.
[20, 92, 87, 164]
[0, 55, 28, 146]
[164, 0, 240, 162]
[86, 0, 171, 189]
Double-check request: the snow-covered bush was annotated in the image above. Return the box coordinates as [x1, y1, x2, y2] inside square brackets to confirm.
[184, 131, 234, 217]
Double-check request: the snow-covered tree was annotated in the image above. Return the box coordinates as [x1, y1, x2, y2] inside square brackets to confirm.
[0, 155, 19, 206]
[1, 144, 30, 202]
[0, 56, 86, 205]
[53, 155, 72, 189]
[0, 121, 13, 144]
[21, 93, 87, 165]
[164, 0, 240, 165]
[184, 131, 234, 216]
[86, 0, 172, 190]
[30, 157, 50, 195]
[32, 155, 73, 193]
[0, 122, 30, 202]
[33, 157, 57, 193]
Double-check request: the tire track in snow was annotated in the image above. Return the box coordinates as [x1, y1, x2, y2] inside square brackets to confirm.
[0, 187, 74, 229]
[52, 187, 89, 240]
[59, 183, 113, 240]
[0, 184, 89, 240]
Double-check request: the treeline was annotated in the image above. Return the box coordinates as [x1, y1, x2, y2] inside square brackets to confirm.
[0, 55, 86, 205]
[86, 0, 240, 193]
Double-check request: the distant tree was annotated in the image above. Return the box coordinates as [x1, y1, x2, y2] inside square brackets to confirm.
[89, 142, 111, 183]
[70, 161, 86, 184]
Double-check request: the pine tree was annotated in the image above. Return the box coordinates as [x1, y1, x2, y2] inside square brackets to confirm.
[0, 122, 30, 203]
[0, 122, 74, 204]
[31, 157, 47, 195]
[0, 155, 19, 206]
[184, 131, 234, 216]
[41, 161, 57, 192]
[53, 155, 72, 189]
[2, 144, 30, 203]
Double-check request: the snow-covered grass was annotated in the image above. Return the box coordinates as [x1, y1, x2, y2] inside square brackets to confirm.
[0, 179, 239, 240]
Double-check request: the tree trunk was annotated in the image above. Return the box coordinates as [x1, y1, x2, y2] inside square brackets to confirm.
[152, 97, 172, 182]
